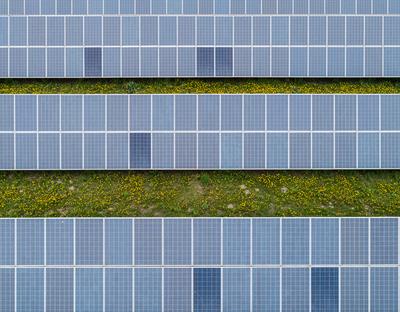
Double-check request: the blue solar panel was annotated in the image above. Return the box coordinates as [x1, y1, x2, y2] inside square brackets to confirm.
[105, 219, 132, 265]
[223, 268, 251, 312]
[282, 268, 309, 312]
[312, 268, 339, 312]
[0, 219, 14, 265]
[341, 268, 369, 312]
[46, 268, 73, 312]
[253, 268, 280, 312]
[194, 268, 221, 312]
[164, 268, 192, 312]
[105, 268, 133, 312]
[135, 268, 162, 312]
[76, 268, 103, 312]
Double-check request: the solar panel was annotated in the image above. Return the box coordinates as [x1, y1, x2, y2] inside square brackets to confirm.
[0, 217, 399, 311]
[1, 94, 400, 170]
[1, 15, 400, 77]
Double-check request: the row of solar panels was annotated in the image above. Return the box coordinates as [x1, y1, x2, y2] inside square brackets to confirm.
[1, 15, 400, 77]
[0, 267, 398, 312]
[1, 94, 400, 170]
[0, 218, 398, 266]
[1, 0, 400, 15]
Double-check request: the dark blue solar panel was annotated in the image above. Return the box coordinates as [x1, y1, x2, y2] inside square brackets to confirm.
[312, 268, 339, 312]
[194, 268, 221, 312]
[130, 133, 151, 169]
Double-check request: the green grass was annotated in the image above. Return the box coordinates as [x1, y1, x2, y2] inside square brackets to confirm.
[1, 78, 400, 218]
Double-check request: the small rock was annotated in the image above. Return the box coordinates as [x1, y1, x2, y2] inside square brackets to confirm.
[281, 187, 288, 193]
[56, 179, 62, 184]
[227, 204, 234, 209]
[245, 190, 251, 195]
[68, 186, 75, 191]
[69, 180, 73, 184]
[255, 188, 260, 192]
[240, 184, 247, 190]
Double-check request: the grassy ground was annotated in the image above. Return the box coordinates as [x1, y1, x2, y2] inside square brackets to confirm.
[1, 78, 400, 218]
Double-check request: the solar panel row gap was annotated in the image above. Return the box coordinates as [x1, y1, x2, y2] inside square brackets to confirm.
[1, 94, 400, 170]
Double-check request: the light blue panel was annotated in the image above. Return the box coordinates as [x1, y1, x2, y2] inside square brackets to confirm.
[135, 269, 162, 312]
[198, 133, 219, 169]
[122, 48, 139, 76]
[16, 96, 37, 131]
[234, 17, 251, 45]
[84, 16, 101, 46]
[290, 133, 311, 169]
[10, 48, 27, 78]
[365, 48, 382, 77]
[103, 47, 120, 77]
[160, 17, 177, 46]
[358, 95, 379, 130]
[107, 95, 128, 131]
[175, 133, 197, 169]
[175, 95, 196, 131]
[164, 269, 192, 312]
[105, 269, 132, 312]
[167, 0, 182, 13]
[152, 133, 174, 169]
[388, 1, 400, 14]
[215, 0, 229, 13]
[358, 133, 379, 169]
[365, 17, 382, 45]
[38, 95, 59, 131]
[309, 48, 326, 77]
[152, 0, 166, 14]
[193, 219, 221, 265]
[244, 95, 265, 131]
[76, 269, 103, 312]
[72, 0, 87, 14]
[341, 219, 369, 264]
[66, 17, 83, 46]
[120, 0, 135, 14]
[335, 95, 356, 130]
[312, 219, 339, 264]
[384, 48, 400, 76]
[84, 95, 105, 131]
[198, 95, 219, 131]
[0, 0, 6, 14]
[47, 48, 64, 77]
[87, 0, 102, 14]
[159, 48, 177, 77]
[271, 17, 289, 45]
[271, 48, 289, 77]
[382, 95, 400, 130]
[107, 133, 128, 169]
[347, 17, 364, 45]
[313, 96, 334, 131]
[25, 0, 40, 14]
[244, 133, 265, 169]
[309, 17, 326, 45]
[328, 48, 345, 77]
[122, 17, 139, 46]
[382, 133, 400, 168]
[9, 0, 24, 14]
[373, 0, 387, 13]
[312, 133, 334, 169]
[310, 0, 324, 13]
[221, 95, 242, 131]
[56, 0, 71, 14]
[216, 17, 233, 45]
[223, 219, 250, 265]
[66, 48, 84, 78]
[267, 95, 288, 130]
[221, 133, 242, 169]
[76, 219, 103, 265]
[17, 269, 44, 312]
[328, 17, 345, 45]
[347, 48, 364, 77]
[253, 17, 269, 45]
[223, 269, 250, 312]
[183, 0, 198, 13]
[326, 0, 340, 13]
[267, 133, 288, 169]
[0, 220, 14, 265]
[130, 95, 150, 131]
[278, 0, 292, 13]
[197, 17, 214, 46]
[341, 268, 368, 312]
[61, 134, 82, 169]
[282, 219, 309, 265]
[282, 268, 309, 312]
[290, 95, 311, 131]
[104, 17, 120, 46]
[335, 133, 356, 169]
[84, 133, 105, 169]
[104, 0, 118, 14]
[247, 0, 261, 14]
[371, 218, 398, 264]
[47, 17, 64, 46]
[293, 0, 308, 13]
[357, 0, 371, 13]
[252, 219, 280, 265]
[178, 47, 196, 76]
[153, 95, 173, 131]
[28, 17, 45, 46]
[178, 17, 195, 45]
[164, 219, 191, 265]
[216, 47, 233, 77]
[0, 95, 13, 131]
[341, 0, 355, 13]
[16, 134, 37, 170]
[46, 268, 73, 312]
[234, 47, 251, 77]
[17, 219, 44, 265]
[291, 17, 307, 45]
[38, 134, 60, 169]
[61, 95, 82, 131]
[140, 47, 158, 77]
[371, 268, 398, 312]
[0, 269, 14, 312]
[10, 17, 26, 46]
[141, 17, 158, 46]
[231, 0, 245, 13]
[0, 134, 14, 169]
[46, 219, 73, 265]
[28, 48, 46, 77]
[0, 17, 7, 46]
[135, 219, 162, 265]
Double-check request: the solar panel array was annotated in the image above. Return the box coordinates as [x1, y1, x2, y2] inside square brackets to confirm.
[1, 0, 400, 15]
[0, 217, 398, 311]
[1, 15, 400, 77]
[1, 94, 400, 170]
